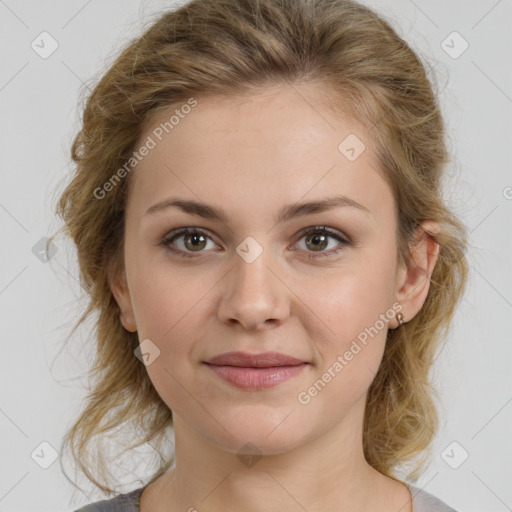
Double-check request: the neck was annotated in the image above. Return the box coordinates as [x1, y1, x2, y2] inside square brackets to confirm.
[146, 401, 407, 512]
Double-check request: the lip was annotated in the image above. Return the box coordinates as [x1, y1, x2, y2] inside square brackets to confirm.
[204, 351, 308, 390]
[205, 351, 306, 367]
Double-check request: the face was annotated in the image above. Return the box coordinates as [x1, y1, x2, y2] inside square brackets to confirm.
[110, 84, 431, 457]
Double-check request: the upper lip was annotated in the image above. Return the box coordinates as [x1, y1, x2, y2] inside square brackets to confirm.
[205, 351, 306, 368]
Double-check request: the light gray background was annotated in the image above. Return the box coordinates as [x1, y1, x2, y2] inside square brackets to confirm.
[0, 1, 511, 511]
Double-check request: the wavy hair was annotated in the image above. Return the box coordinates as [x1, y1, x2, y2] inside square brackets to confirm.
[51, 0, 469, 496]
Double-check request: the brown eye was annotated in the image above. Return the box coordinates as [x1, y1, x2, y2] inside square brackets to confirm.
[161, 228, 218, 257]
[295, 226, 351, 259]
[304, 232, 329, 252]
[182, 232, 208, 251]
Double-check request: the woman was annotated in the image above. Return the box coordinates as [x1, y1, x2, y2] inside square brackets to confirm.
[54, 0, 468, 510]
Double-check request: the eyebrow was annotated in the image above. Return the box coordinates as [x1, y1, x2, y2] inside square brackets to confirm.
[145, 194, 371, 224]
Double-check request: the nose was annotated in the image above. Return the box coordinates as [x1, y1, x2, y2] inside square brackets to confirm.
[216, 246, 290, 331]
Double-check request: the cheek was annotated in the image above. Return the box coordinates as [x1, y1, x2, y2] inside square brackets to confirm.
[305, 265, 395, 342]
[298, 251, 396, 378]
[127, 261, 218, 399]
[127, 251, 210, 338]
[298, 281, 390, 416]
[128, 266, 210, 411]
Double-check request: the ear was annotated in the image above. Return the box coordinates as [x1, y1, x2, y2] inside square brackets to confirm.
[108, 264, 137, 333]
[394, 220, 440, 326]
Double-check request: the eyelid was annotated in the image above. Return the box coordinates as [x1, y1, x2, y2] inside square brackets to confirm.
[294, 225, 350, 246]
[160, 226, 221, 251]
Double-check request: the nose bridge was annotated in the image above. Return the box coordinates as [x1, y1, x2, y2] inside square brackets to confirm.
[217, 235, 289, 328]
[232, 236, 278, 302]
[235, 239, 273, 292]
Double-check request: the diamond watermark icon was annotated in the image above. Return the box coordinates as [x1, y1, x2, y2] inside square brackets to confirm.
[237, 442, 262, 468]
[338, 134, 366, 162]
[32, 236, 58, 262]
[31, 31, 59, 59]
[31, 441, 58, 469]
[134, 338, 161, 366]
[236, 236, 263, 264]
[441, 441, 469, 469]
[441, 31, 469, 59]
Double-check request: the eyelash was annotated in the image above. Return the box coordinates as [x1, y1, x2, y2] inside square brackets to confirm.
[159, 226, 351, 259]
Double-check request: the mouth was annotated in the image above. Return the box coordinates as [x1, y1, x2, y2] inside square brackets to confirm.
[205, 351, 306, 367]
[203, 351, 309, 390]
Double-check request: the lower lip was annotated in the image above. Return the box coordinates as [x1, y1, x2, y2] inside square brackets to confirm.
[205, 363, 308, 389]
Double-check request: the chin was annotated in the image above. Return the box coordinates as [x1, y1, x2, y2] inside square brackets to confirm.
[217, 434, 303, 458]
[204, 413, 306, 456]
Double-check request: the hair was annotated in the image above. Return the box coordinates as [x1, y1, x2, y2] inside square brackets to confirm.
[51, 0, 469, 497]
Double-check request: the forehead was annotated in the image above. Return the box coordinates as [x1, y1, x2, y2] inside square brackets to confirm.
[128, 84, 393, 223]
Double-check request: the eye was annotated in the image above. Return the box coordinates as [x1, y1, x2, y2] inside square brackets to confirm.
[159, 225, 350, 259]
[293, 226, 350, 259]
[160, 227, 219, 257]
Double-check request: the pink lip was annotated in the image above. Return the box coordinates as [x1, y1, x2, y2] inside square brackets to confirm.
[205, 363, 308, 389]
[204, 351, 308, 390]
[206, 351, 305, 367]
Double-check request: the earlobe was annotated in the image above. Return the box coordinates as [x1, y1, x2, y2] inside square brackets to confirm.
[119, 313, 137, 332]
[108, 268, 137, 332]
[394, 221, 440, 325]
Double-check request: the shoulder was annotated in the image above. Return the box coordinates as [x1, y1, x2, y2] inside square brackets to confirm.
[73, 486, 146, 512]
[408, 484, 458, 512]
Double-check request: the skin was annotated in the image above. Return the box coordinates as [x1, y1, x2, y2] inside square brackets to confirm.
[110, 83, 439, 512]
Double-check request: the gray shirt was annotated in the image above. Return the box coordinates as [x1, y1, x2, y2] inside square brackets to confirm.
[73, 483, 457, 511]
